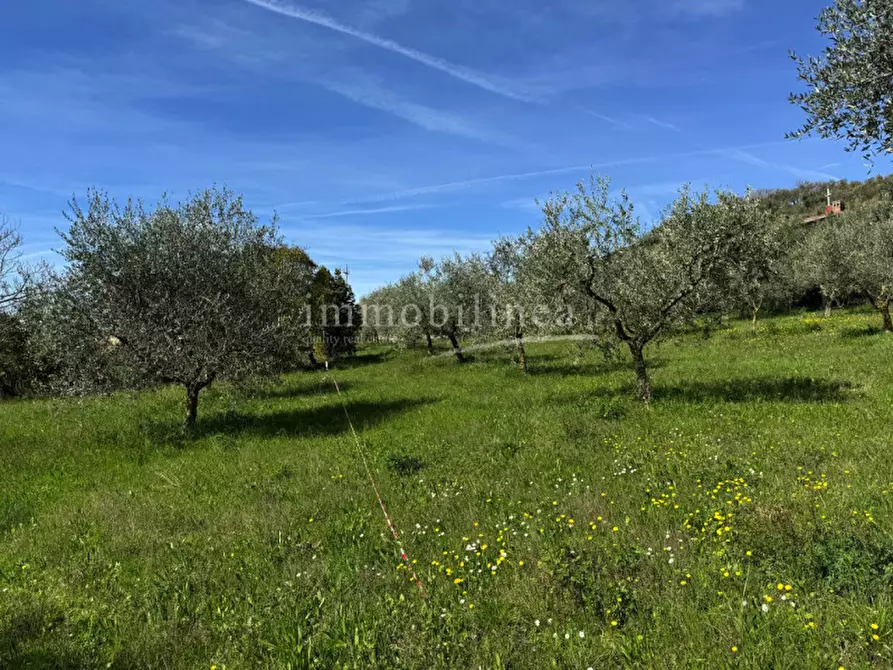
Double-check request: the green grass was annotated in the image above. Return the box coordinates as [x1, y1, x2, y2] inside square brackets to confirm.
[2, 308, 893, 668]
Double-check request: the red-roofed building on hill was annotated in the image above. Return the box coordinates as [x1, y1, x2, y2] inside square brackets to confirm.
[803, 188, 845, 224]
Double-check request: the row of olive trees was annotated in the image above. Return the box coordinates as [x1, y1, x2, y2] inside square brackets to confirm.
[796, 196, 893, 330]
[783, 0, 893, 326]
[363, 252, 502, 362]
[712, 191, 893, 333]
[365, 173, 893, 402]
[364, 177, 785, 402]
[3, 188, 361, 424]
[519, 178, 784, 402]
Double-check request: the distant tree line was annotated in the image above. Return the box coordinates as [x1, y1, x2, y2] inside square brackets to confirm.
[753, 174, 893, 220]
[362, 172, 893, 403]
[0, 188, 361, 424]
[1, 173, 890, 413]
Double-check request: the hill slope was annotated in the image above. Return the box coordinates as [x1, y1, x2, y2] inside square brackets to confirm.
[2, 309, 893, 668]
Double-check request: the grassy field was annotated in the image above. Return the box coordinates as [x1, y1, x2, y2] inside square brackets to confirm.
[2, 309, 893, 668]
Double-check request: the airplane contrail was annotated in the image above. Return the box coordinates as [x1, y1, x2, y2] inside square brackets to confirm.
[241, 0, 532, 101]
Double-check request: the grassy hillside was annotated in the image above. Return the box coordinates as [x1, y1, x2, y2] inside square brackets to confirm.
[755, 172, 893, 219]
[2, 309, 893, 668]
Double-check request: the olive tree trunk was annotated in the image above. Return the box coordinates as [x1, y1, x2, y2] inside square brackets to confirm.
[750, 296, 764, 335]
[628, 342, 652, 404]
[822, 288, 836, 318]
[425, 332, 434, 355]
[516, 329, 528, 373]
[184, 377, 214, 426]
[184, 384, 201, 426]
[447, 332, 465, 362]
[865, 289, 891, 333]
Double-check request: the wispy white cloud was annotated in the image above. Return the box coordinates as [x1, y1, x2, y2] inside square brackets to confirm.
[504, 186, 677, 217]
[672, 0, 746, 17]
[633, 200, 657, 223]
[721, 149, 770, 169]
[241, 0, 533, 101]
[577, 107, 631, 130]
[278, 221, 498, 295]
[303, 203, 437, 219]
[0, 176, 74, 199]
[576, 108, 680, 132]
[282, 224, 495, 261]
[326, 139, 794, 205]
[560, 0, 642, 26]
[169, 24, 230, 50]
[500, 196, 542, 212]
[720, 148, 840, 182]
[170, 19, 511, 145]
[168, 21, 285, 65]
[339, 164, 593, 204]
[639, 114, 682, 132]
[357, 0, 414, 26]
[321, 75, 512, 144]
[626, 180, 696, 198]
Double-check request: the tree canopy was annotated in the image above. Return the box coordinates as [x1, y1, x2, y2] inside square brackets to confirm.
[789, 0, 893, 159]
[529, 177, 772, 402]
[58, 187, 313, 424]
[361, 175, 777, 402]
[0, 214, 35, 313]
[837, 195, 893, 331]
[308, 266, 362, 364]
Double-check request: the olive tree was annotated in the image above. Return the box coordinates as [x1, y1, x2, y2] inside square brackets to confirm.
[724, 213, 791, 333]
[361, 282, 404, 346]
[60, 187, 309, 425]
[489, 234, 580, 372]
[0, 215, 39, 395]
[488, 237, 532, 371]
[794, 220, 854, 317]
[18, 271, 132, 395]
[362, 262, 439, 353]
[531, 175, 764, 403]
[0, 214, 34, 312]
[788, 0, 893, 159]
[841, 195, 893, 332]
[403, 259, 441, 354]
[430, 253, 497, 362]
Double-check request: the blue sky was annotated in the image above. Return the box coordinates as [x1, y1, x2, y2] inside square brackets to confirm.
[1, 0, 890, 296]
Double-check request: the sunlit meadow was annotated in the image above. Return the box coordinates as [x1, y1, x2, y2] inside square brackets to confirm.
[2, 308, 893, 668]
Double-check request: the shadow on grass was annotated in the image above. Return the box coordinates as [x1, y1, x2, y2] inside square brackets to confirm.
[0, 607, 92, 670]
[143, 397, 433, 445]
[1, 649, 87, 670]
[331, 350, 395, 369]
[530, 358, 667, 377]
[838, 324, 886, 339]
[247, 379, 355, 400]
[656, 376, 856, 404]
